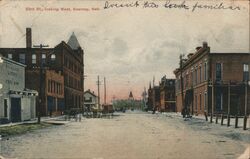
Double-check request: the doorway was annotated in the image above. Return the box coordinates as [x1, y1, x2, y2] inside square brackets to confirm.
[10, 97, 21, 122]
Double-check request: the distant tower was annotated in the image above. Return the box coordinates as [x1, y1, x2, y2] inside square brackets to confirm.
[129, 91, 134, 100]
[129, 91, 134, 110]
[142, 87, 147, 110]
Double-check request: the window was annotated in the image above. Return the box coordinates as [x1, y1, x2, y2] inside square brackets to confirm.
[243, 64, 249, 81]
[216, 63, 222, 81]
[192, 68, 195, 86]
[195, 95, 197, 112]
[57, 83, 59, 94]
[42, 54, 46, 65]
[51, 54, 56, 61]
[195, 67, 198, 85]
[200, 93, 202, 111]
[32, 54, 36, 64]
[4, 99, 8, 117]
[185, 72, 189, 88]
[53, 81, 56, 93]
[8, 54, 12, 59]
[42, 54, 46, 59]
[204, 63, 207, 81]
[48, 80, 51, 92]
[199, 65, 202, 83]
[19, 54, 25, 64]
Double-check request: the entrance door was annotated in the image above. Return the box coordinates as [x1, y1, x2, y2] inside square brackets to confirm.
[11, 98, 21, 122]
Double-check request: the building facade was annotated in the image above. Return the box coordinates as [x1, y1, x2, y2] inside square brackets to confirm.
[147, 83, 161, 111]
[0, 28, 84, 116]
[147, 83, 153, 111]
[152, 86, 160, 111]
[174, 42, 250, 116]
[84, 89, 98, 111]
[0, 56, 37, 123]
[159, 76, 176, 112]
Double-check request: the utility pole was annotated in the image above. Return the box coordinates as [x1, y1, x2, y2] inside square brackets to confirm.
[227, 81, 231, 127]
[97, 75, 101, 110]
[33, 44, 49, 124]
[243, 80, 248, 130]
[104, 77, 106, 105]
[82, 74, 87, 112]
[153, 76, 155, 87]
[180, 54, 184, 111]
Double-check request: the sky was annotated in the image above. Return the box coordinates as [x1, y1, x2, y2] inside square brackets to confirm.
[0, 0, 249, 103]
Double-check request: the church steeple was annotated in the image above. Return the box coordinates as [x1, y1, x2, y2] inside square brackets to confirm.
[67, 32, 81, 50]
[129, 91, 134, 100]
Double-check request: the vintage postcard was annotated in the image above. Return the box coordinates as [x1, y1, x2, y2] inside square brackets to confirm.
[0, 0, 249, 159]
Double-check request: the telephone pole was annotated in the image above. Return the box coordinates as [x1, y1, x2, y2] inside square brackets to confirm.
[33, 44, 49, 124]
[97, 75, 101, 110]
[104, 77, 106, 104]
[180, 54, 185, 111]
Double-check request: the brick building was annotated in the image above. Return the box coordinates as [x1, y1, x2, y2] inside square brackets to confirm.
[174, 42, 250, 116]
[147, 83, 160, 111]
[147, 83, 153, 111]
[159, 76, 176, 112]
[0, 28, 84, 116]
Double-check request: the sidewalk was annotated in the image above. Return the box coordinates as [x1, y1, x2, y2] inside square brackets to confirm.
[0, 116, 65, 128]
[161, 112, 250, 129]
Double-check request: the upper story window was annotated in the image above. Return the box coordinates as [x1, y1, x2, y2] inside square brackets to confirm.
[204, 62, 207, 81]
[199, 65, 202, 83]
[243, 64, 249, 81]
[32, 54, 37, 64]
[51, 54, 56, 61]
[216, 63, 222, 81]
[195, 66, 198, 85]
[185, 72, 189, 88]
[8, 54, 12, 59]
[42, 54, 46, 65]
[19, 54, 25, 64]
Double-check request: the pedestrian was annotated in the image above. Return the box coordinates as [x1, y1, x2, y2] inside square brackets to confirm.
[181, 108, 186, 118]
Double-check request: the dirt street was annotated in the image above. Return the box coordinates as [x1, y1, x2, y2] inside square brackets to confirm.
[0, 112, 249, 159]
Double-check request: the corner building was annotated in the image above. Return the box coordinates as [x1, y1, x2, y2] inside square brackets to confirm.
[0, 28, 84, 116]
[174, 42, 250, 116]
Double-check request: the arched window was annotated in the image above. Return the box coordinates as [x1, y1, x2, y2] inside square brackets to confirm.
[32, 54, 36, 64]
[51, 54, 56, 61]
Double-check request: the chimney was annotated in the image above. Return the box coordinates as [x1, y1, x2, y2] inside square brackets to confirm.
[196, 47, 202, 51]
[187, 53, 194, 59]
[203, 41, 208, 48]
[26, 28, 32, 48]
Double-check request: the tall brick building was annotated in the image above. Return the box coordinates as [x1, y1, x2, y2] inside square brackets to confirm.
[0, 28, 84, 116]
[174, 42, 250, 116]
[147, 83, 160, 111]
[159, 76, 175, 112]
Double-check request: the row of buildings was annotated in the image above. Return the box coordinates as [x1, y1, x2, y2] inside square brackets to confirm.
[0, 28, 85, 123]
[147, 76, 175, 112]
[148, 42, 250, 117]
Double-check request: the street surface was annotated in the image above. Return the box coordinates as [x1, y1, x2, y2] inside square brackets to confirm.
[0, 111, 249, 159]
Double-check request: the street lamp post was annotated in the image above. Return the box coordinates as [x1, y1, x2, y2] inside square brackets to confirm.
[243, 80, 249, 130]
[33, 44, 49, 124]
[209, 80, 214, 123]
